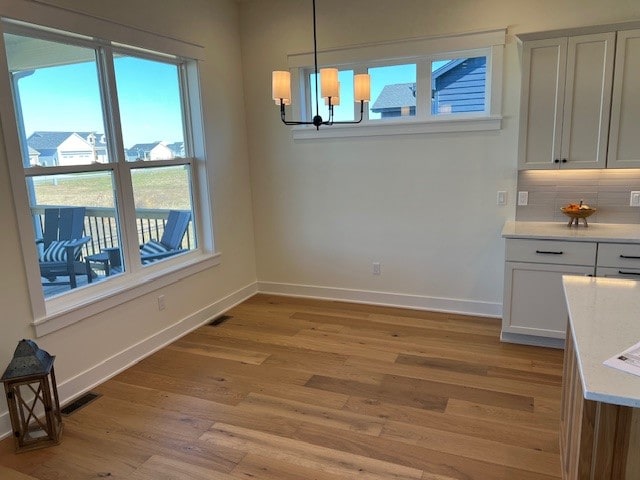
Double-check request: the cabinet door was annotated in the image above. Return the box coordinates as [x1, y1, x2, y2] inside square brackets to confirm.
[518, 37, 567, 170]
[560, 33, 615, 169]
[608, 29, 640, 168]
[518, 33, 614, 170]
[503, 262, 594, 338]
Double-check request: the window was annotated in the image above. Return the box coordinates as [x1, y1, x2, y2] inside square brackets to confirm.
[286, 29, 505, 139]
[304, 54, 489, 124]
[309, 69, 355, 122]
[0, 18, 212, 327]
[369, 64, 417, 120]
[431, 56, 487, 116]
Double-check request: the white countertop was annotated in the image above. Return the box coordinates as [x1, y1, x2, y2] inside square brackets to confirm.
[563, 275, 640, 407]
[503, 221, 640, 243]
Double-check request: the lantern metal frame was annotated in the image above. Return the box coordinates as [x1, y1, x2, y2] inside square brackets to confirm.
[1, 340, 62, 453]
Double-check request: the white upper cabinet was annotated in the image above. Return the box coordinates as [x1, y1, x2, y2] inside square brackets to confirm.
[608, 29, 640, 168]
[518, 33, 615, 170]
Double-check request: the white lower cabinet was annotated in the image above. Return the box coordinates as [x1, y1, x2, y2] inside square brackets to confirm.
[502, 239, 596, 344]
[503, 262, 594, 339]
[596, 243, 640, 279]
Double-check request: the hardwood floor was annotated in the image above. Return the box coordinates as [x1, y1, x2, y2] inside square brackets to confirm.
[0, 294, 564, 479]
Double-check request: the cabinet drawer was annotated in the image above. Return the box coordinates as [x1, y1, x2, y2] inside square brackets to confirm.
[597, 243, 640, 268]
[505, 239, 596, 265]
[596, 266, 640, 279]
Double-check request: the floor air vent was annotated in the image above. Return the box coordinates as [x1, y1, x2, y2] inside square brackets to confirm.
[209, 315, 232, 326]
[61, 392, 101, 416]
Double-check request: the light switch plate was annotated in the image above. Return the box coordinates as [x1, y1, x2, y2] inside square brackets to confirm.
[631, 191, 640, 207]
[497, 191, 507, 206]
[517, 191, 529, 206]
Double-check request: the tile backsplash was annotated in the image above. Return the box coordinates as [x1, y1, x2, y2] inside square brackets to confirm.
[516, 169, 640, 224]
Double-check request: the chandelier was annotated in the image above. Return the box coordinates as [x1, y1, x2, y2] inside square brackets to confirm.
[272, 0, 371, 130]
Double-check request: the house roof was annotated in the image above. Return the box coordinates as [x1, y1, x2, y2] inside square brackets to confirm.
[129, 142, 162, 152]
[27, 131, 74, 150]
[27, 131, 106, 150]
[371, 83, 416, 111]
[431, 58, 466, 79]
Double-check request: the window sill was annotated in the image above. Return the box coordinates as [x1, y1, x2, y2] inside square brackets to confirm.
[291, 115, 502, 140]
[32, 251, 222, 337]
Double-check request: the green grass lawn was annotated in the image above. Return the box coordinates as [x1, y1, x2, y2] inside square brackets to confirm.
[32, 166, 192, 210]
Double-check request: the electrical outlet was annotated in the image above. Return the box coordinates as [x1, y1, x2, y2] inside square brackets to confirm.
[517, 191, 529, 206]
[157, 295, 166, 311]
[372, 262, 381, 275]
[497, 191, 507, 206]
[631, 191, 640, 207]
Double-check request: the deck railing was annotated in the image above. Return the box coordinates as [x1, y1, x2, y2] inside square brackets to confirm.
[31, 206, 195, 256]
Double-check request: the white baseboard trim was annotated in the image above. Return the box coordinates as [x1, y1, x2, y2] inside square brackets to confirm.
[500, 331, 565, 349]
[0, 281, 258, 441]
[257, 281, 502, 318]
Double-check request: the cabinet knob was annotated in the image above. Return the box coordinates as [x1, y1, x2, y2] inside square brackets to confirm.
[561, 158, 567, 163]
[554, 159, 560, 164]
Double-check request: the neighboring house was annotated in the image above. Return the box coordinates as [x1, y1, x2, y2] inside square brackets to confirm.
[431, 56, 486, 114]
[370, 57, 487, 118]
[167, 142, 185, 158]
[128, 141, 176, 161]
[27, 131, 108, 166]
[370, 83, 417, 118]
[27, 146, 40, 166]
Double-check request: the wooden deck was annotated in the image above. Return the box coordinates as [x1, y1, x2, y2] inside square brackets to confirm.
[0, 294, 564, 479]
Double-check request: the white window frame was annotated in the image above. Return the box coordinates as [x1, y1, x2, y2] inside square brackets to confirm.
[284, 28, 505, 140]
[0, 2, 219, 337]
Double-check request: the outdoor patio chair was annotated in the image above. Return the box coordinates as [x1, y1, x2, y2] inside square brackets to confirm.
[140, 210, 191, 264]
[38, 207, 92, 289]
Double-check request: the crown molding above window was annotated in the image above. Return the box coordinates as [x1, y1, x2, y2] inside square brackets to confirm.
[1, 0, 204, 59]
[287, 28, 506, 68]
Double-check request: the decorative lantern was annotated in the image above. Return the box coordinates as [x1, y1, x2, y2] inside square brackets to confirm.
[1, 340, 62, 453]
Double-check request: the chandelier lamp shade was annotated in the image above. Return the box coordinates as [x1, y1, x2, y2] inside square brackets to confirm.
[272, 0, 371, 130]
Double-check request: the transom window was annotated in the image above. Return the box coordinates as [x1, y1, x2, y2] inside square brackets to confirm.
[285, 29, 505, 139]
[302, 51, 490, 125]
[1, 20, 204, 307]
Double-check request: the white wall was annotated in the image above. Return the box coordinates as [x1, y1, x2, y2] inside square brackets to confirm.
[0, 0, 257, 435]
[239, 0, 640, 314]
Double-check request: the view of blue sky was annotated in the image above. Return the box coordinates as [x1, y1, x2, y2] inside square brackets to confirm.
[15, 52, 184, 148]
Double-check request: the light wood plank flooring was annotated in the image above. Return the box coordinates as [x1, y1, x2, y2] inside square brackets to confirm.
[0, 294, 564, 479]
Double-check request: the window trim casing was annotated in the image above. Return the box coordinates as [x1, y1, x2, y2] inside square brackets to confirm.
[283, 28, 505, 140]
[0, 6, 216, 336]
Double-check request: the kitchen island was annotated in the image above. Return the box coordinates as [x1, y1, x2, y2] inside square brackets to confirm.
[561, 275, 640, 479]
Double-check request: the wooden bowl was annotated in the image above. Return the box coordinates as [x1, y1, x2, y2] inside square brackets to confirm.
[561, 207, 596, 227]
[561, 207, 596, 219]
